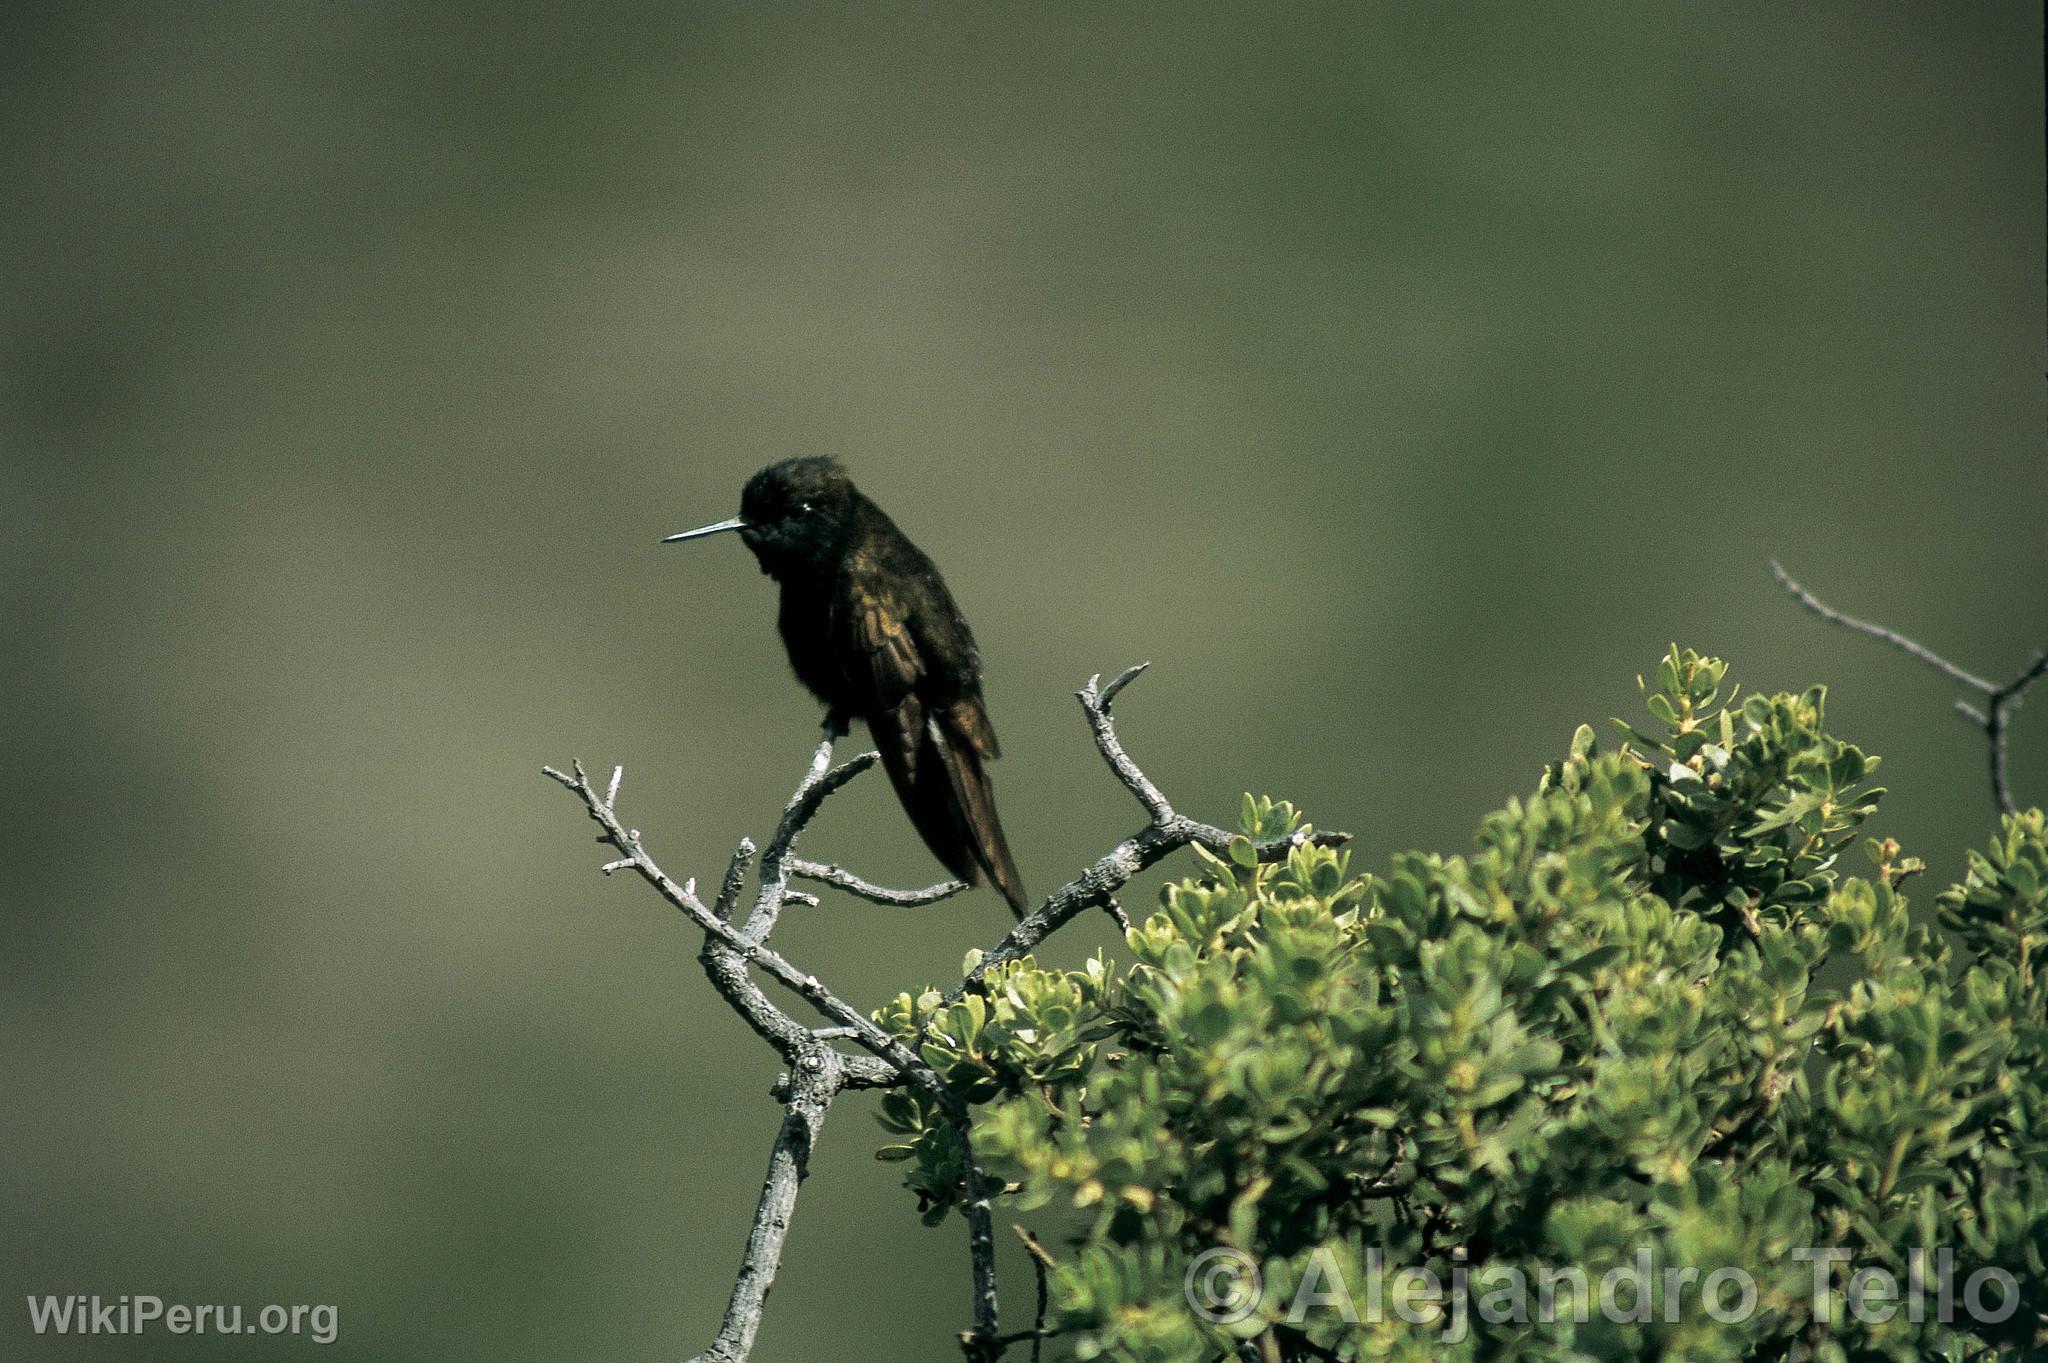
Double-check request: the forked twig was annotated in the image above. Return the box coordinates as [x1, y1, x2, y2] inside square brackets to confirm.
[1773, 563, 2044, 816]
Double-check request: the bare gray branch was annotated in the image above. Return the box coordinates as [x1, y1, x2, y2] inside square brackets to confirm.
[951, 666, 1348, 1000]
[787, 858, 967, 906]
[544, 743, 1003, 1358]
[689, 1054, 842, 1363]
[1771, 562, 1997, 692]
[1080, 663, 1174, 822]
[543, 664, 1353, 1362]
[1773, 563, 2045, 815]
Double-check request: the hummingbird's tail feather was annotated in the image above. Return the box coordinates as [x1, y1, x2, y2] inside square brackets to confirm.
[870, 698, 1029, 919]
[924, 710, 1030, 919]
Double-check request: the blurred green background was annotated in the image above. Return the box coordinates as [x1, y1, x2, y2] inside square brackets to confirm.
[4, 4, 2043, 1360]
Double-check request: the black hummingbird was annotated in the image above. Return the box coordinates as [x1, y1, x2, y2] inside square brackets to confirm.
[664, 457, 1030, 918]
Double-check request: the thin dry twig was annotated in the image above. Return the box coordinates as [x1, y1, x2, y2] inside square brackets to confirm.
[1772, 562, 2045, 815]
[1012, 1226, 1058, 1363]
[946, 665, 1350, 1003]
[786, 858, 967, 906]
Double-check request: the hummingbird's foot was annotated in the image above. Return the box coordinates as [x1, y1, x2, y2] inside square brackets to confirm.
[822, 709, 851, 740]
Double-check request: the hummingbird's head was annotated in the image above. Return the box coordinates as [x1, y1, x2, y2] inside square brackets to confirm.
[663, 456, 859, 579]
[737, 456, 860, 576]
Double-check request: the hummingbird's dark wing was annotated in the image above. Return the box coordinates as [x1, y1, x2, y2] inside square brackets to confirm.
[843, 580, 1030, 918]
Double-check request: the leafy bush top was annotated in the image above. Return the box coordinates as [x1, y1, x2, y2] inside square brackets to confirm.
[876, 649, 2048, 1362]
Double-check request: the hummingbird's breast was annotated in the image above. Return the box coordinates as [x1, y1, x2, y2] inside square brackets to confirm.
[774, 576, 852, 708]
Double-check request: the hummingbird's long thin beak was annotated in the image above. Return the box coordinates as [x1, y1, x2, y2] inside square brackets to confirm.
[661, 516, 748, 545]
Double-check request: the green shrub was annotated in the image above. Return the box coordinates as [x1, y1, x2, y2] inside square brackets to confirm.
[875, 648, 2047, 1361]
